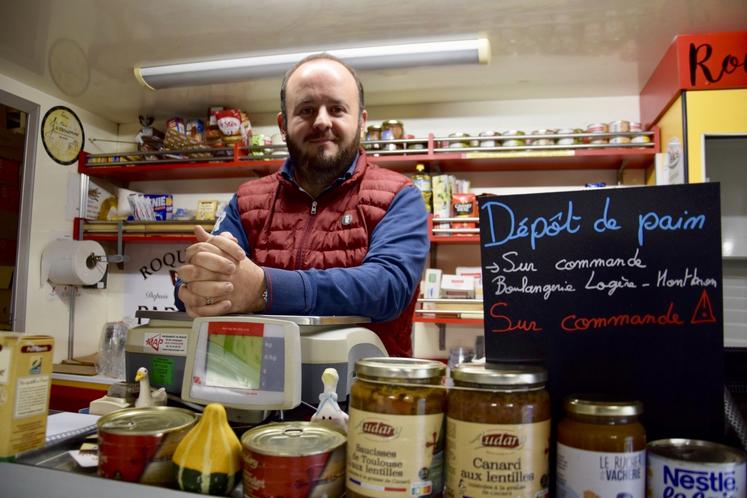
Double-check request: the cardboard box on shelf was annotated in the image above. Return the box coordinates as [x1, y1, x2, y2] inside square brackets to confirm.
[456, 266, 483, 299]
[0, 333, 54, 459]
[421, 268, 443, 317]
[441, 274, 475, 299]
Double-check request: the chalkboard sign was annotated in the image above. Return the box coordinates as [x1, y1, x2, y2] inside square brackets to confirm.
[478, 183, 723, 442]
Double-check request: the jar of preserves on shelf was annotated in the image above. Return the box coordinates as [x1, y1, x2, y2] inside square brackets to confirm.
[366, 125, 382, 150]
[556, 396, 646, 498]
[347, 357, 447, 498]
[445, 363, 550, 498]
[382, 120, 405, 150]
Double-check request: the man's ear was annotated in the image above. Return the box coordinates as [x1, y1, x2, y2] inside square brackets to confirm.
[276, 112, 286, 136]
[360, 109, 367, 130]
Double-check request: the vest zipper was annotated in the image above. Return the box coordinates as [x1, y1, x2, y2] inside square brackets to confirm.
[295, 199, 318, 269]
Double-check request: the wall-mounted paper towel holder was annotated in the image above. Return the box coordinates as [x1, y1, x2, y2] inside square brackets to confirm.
[41, 240, 111, 360]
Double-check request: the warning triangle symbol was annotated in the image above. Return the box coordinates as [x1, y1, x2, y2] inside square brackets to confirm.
[690, 289, 717, 325]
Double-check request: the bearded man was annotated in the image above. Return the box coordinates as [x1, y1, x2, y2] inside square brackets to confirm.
[175, 53, 429, 357]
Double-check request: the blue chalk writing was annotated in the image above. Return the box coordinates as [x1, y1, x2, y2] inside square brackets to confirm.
[481, 200, 582, 250]
[593, 197, 621, 233]
[637, 210, 706, 246]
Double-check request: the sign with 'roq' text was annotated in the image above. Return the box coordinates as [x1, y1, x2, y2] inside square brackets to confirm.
[478, 183, 723, 443]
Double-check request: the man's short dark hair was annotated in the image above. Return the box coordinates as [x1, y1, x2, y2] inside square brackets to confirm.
[279, 53, 365, 126]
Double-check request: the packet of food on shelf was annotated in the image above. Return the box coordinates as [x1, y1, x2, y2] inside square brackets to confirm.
[432, 174, 452, 228]
[144, 194, 174, 221]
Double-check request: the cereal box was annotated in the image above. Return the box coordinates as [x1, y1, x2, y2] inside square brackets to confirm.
[0, 333, 54, 459]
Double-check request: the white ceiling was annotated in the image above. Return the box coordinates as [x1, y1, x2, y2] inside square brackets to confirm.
[1, 0, 745, 125]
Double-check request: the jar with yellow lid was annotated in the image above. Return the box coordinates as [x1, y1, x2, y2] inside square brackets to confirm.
[556, 396, 646, 498]
[347, 357, 446, 498]
[446, 363, 550, 498]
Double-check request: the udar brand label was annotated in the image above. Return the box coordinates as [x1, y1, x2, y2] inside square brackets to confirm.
[557, 443, 645, 498]
[445, 419, 550, 498]
[347, 408, 444, 498]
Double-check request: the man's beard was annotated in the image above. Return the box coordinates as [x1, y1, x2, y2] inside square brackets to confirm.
[286, 127, 361, 190]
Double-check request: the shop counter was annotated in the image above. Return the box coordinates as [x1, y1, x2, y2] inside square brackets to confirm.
[0, 461, 244, 498]
[6, 431, 243, 497]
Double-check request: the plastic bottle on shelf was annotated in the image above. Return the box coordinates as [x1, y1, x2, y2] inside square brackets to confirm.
[412, 163, 432, 213]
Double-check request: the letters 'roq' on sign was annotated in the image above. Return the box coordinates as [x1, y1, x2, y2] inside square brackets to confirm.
[477, 183, 723, 443]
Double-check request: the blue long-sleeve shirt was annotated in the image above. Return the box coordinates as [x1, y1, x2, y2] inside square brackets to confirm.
[175, 156, 429, 322]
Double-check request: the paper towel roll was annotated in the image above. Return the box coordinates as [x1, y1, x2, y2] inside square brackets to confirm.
[42, 240, 107, 286]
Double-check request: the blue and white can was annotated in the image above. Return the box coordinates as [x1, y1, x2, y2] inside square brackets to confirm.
[647, 439, 746, 498]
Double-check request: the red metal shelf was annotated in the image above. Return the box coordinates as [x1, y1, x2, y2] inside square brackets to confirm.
[431, 235, 480, 244]
[80, 234, 198, 243]
[78, 129, 660, 183]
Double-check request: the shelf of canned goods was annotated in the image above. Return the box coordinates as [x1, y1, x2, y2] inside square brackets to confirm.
[78, 126, 660, 182]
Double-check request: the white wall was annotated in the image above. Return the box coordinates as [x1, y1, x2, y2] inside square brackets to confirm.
[0, 72, 125, 363]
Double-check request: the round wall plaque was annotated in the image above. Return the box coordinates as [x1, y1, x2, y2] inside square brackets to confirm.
[41, 106, 84, 165]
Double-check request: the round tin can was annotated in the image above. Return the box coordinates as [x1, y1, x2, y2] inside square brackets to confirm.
[629, 121, 643, 132]
[610, 136, 632, 145]
[242, 422, 346, 498]
[447, 132, 471, 148]
[586, 122, 609, 134]
[97, 406, 197, 485]
[556, 128, 579, 146]
[478, 131, 501, 147]
[502, 130, 526, 147]
[647, 439, 747, 498]
[609, 120, 631, 133]
[631, 135, 651, 144]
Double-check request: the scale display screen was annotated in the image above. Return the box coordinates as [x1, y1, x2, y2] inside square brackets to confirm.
[205, 322, 274, 390]
[182, 317, 301, 410]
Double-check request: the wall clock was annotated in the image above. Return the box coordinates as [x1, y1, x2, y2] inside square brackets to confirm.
[41, 106, 84, 165]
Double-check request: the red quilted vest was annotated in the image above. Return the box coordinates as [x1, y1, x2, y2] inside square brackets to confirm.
[236, 151, 418, 357]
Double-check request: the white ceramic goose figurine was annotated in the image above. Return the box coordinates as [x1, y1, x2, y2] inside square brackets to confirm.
[134, 367, 168, 407]
[310, 368, 348, 432]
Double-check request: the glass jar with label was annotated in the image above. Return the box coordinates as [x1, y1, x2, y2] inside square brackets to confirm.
[382, 120, 405, 150]
[347, 357, 446, 498]
[556, 396, 646, 498]
[366, 125, 382, 150]
[446, 363, 550, 498]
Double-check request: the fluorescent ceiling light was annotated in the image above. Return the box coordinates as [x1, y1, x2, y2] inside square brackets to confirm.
[134, 37, 490, 90]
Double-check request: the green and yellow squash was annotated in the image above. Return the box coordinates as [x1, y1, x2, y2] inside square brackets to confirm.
[172, 403, 242, 495]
